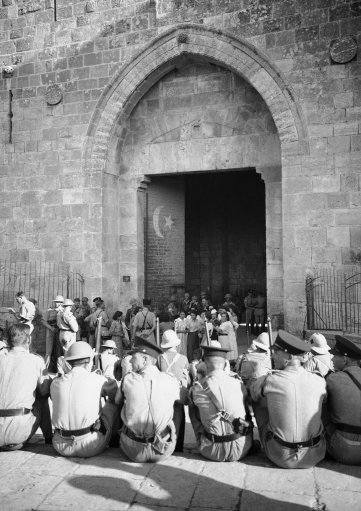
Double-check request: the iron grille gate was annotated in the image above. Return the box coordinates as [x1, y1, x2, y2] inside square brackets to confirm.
[306, 268, 361, 334]
[0, 261, 85, 311]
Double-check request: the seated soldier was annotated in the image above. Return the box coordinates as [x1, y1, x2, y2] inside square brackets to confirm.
[324, 334, 361, 465]
[158, 330, 189, 452]
[50, 341, 118, 458]
[304, 333, 333, 377]
[235, 332, 272, 388]
[116, 337, 179, 463]
[250, 330, 326, 469]
[0, 324, 52, 451]
[189, 344, 253, 462]
[99, 339, 119, 379]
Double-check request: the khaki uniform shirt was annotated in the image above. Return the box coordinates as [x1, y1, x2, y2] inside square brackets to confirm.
[51, 367, 106, 430]
[0, 347, 45, 409]
[191, 370, 248, 436]
[132, 308, 156, 341]
[57, 309, 78, 333]
[304, 352, 333, 377]
[118, 365, 179, 437]
[251, 364, 326, 442]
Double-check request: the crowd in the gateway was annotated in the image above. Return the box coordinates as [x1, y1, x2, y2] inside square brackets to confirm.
[0, 289, 361, 468]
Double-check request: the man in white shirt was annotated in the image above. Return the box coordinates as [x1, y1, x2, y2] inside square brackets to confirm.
[8, 291, 36, 335]
[57, 298, 79, 347]
[117, 337, 179, 462]
[50, 341, 118, 458]
[0, 324, 52, 450]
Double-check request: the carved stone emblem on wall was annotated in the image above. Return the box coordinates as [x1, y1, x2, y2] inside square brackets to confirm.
[177, 33, 189, 44]
[45, 83, 63, 106]
[330, 37, 357, 64]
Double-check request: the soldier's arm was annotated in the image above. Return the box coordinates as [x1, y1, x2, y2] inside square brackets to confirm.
[249, 374, 270, 402]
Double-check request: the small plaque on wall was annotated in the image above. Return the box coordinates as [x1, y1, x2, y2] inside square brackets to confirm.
[122, 275, 131, 282]
[330, 37, 357, 64]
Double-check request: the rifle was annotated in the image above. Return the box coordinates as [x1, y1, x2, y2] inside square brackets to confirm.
[205, 320, 211, 346]
[267, 315, 274, 369]
[95, 316, 102, 370]
[156, 317, 160, 347]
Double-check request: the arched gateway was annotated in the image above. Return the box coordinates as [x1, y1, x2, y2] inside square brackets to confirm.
[83, 24, 308, 330]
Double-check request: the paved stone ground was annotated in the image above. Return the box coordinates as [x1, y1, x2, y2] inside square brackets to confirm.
[1, 418, 361, 511]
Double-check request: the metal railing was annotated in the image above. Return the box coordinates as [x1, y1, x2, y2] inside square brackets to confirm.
[0, 261, 85, 311]
[306, 268, 361, 333]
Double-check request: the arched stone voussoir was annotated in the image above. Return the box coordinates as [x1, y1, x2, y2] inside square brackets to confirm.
[83, 23, 307, 170]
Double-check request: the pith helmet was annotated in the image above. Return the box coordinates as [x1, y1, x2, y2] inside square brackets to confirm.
[63, 299, 74, 307]
[54, 295, 64, 303]
[65, 341, 94, 361]
[161, 330, 181, 349]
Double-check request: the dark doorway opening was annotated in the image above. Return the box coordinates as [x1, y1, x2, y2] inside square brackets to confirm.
[144, 170, 266, 310]
[185, 170, 266, 306]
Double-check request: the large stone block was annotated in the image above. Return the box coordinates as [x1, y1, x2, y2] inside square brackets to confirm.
[327, 226, 350, 247]
[312, 175, 340, 193]
[335, 209, 361, 226]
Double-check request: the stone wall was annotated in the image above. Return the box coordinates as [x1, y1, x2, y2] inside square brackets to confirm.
[0, 1, 360, 332]
[145, 175, 185, 306]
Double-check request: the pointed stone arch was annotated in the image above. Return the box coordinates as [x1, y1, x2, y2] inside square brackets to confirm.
[82, 24, 309, 332]
[83, 23, 308, 172]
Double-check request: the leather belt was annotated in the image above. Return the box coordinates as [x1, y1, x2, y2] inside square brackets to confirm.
[0, 408, 32, 417]
[122, 425, 171, 444]
[203, 426, 251, 443]
[335, 422, 361, 435]
[55, 418, 105, 437]
[266, 431, 322, 448]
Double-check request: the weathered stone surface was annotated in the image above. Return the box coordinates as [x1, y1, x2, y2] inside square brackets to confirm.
[0, 1, 359, 335]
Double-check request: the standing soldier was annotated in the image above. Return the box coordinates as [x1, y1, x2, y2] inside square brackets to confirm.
[189, 344, 253, 462]
[43, 295, 64, 370]
[250, 330, 326, 469]
[57, 299, 78, 350]
[8, 291, 36, 335]
[324, 334, 361, 465]
[132, 299, 156, 343]
[0, 324, 52, 450]
[116, 337, 179, 462]
[124, 299, 141, 340]
[84, 298, 110, 348]
[50, 341, 118, 458]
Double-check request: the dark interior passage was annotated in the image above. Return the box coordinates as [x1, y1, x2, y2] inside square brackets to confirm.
[185, 170, 266, 305]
